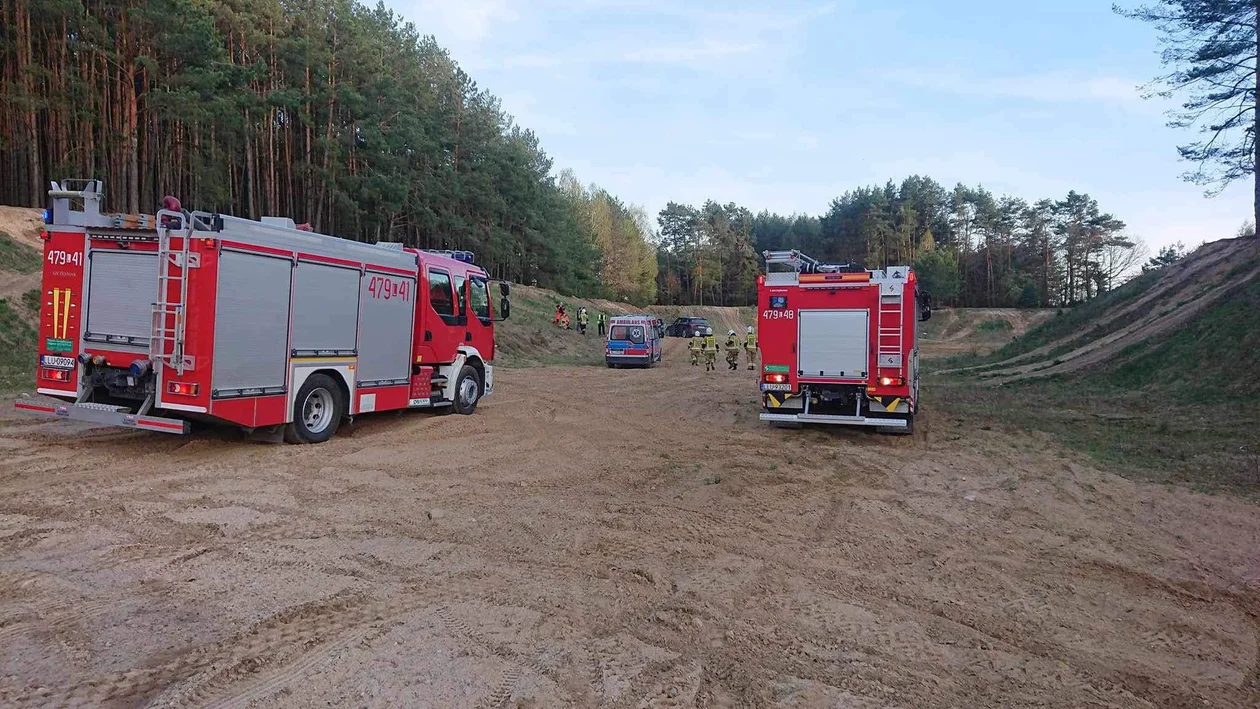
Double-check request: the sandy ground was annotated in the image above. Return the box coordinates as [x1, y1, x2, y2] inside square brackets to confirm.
[0, 207, 45, 249]
[920, 308, 1055, 358]
[1, 340, 1258, 708]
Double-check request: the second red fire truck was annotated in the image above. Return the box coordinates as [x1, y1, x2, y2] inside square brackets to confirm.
[756, 250, 931, 434]
[16, 179, 509, 443]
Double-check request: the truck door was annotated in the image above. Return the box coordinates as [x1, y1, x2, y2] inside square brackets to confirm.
[466, 276, 494, 360]
[423, 268, 462, 363]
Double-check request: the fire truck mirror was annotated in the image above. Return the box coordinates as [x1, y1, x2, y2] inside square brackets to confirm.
[499, 282, 511, 297]
[498, 297, 511, 320]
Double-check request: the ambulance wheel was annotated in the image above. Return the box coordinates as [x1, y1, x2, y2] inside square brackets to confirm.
[452, 365, 481, 415]
[285, 374, 343, 444]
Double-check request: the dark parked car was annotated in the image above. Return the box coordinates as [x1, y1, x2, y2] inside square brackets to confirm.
[666, 317, 711, 337]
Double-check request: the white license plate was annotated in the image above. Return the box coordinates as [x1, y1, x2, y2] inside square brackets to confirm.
[40, 355, 75, 370]
[761, 383, 792, 392]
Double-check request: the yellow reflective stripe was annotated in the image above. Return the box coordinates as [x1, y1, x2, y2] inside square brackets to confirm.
[51, 288, 61, 338]
[60, 289, 71, 338]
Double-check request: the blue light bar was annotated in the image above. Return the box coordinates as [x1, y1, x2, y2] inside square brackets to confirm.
[421, 248, 475, 264]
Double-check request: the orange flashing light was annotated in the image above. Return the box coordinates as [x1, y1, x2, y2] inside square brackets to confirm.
[799, 272, 871, 284]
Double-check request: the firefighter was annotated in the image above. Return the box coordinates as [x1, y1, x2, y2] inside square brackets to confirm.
[577, 307, 589, 335]
[703, 327, 718, 372]
[597, 312, 607, 337]
[724, 329, 740, 370]
[744, 325, 757, 370]
[688, 332, 703, 366]
[553, 303, 569, 329]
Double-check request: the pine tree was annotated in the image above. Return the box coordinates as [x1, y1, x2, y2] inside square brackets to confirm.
[1118, 1, 1260, 225]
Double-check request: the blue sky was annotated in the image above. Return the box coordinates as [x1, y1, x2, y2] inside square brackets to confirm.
[395, 0, 1252, 250]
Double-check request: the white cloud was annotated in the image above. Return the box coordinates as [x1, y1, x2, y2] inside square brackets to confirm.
[410, 0, 517, 42]
[731, 129, 777, 142]
[498, 92, 581, 137]
[494, 2, 836, 72]
[797, 133, 821, 150]
[883, 68, 1145, 107]
[621, 39, 762, 65]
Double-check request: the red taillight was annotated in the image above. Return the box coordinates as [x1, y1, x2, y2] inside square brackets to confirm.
[167, 381, 199, 396]
[879, 377, 904, 387]
[41, 368, 70, 382]
[763, 373, 787, 384]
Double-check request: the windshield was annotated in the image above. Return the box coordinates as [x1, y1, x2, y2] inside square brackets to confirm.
[609, 324, 646, 344]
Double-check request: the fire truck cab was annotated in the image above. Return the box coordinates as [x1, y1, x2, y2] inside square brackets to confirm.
[16, 179, 509, 443]
[756, 250, 930, 434]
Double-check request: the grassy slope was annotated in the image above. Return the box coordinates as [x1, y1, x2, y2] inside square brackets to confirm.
[0, 296, 37, 390]
[494, 284, 753, 368]
[0, 231, 42, 273]
[932, 243, 1260, 496]
[0, 229, 41, 391]
[494, 286, 612, 367]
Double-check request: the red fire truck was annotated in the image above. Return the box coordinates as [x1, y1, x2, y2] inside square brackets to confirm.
[756, 250, 930, 434]
[15, 179, 510, 443]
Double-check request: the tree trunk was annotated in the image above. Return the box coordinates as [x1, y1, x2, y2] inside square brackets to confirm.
[1244, 0, 1254, 230]
[18, 0, 42, 205]
[126, 61, 139, 213]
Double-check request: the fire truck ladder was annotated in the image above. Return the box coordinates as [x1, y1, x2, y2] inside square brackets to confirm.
[877, 288, 903, 369]
[151, 209, 201, 375]
[762, 250, 856, 274]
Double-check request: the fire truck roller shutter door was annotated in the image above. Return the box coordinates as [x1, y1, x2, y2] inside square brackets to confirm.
[212, 250, 293, 395]
[797, 309, 869, 379]
[357, 270, 415, 387]
[292, 261, 360, 356]
[85, 250, 158, 347]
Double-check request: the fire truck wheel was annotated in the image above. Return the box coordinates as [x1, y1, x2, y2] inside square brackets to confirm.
[452, 365, 481, 415]
[285, 373, 344, 444]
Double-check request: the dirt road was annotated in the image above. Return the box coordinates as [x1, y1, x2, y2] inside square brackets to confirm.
[1, 340, 1258, 708]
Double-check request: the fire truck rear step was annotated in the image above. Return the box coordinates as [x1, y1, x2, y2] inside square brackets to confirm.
[759, 412, 909, 429]
[15, 399, 190, 434]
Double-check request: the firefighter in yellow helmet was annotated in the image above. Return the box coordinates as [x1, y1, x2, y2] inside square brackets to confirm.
[744, 325, 757, 370]
[702, 327, 718, 372]
[724, 329, 740, 370]
[688, 331, 703, 366]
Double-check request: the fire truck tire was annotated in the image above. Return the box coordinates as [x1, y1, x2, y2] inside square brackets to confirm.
[284, 373, 344, 444]
[452, 365, 481, 415]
